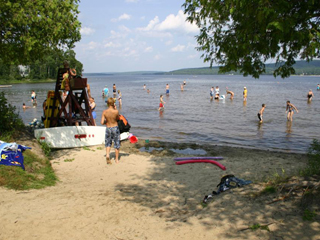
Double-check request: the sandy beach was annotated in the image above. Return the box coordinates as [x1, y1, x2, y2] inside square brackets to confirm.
[0, 139, 319, 240]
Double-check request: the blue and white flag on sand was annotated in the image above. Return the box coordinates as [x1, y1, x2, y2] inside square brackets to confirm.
[0, 141, 31, 170]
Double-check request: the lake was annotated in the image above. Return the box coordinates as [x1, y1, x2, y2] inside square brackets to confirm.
[1, 74, 319, 153]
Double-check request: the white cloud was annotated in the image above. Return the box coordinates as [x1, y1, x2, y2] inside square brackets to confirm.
[80, 27, 95, 36]
[137, 10, 199, 35]
[144, 46, 153, 52]
[104, 42, 121, 48]
[138, 16, 160, 31]
[122, 47, 138, 57]
[154, 54, 161, 60]
[88, 41, 99, 50]
[187, 54, 198, 59]
[111, 13, 131, 22]
[109, 25, 131, 39]
[165, 40, 173, 45]
[119, 13, 131, 21]
[171, 44, 185, 52]
[119, 25, 131, 33]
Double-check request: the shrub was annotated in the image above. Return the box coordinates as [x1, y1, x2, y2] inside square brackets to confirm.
[301, 139, 320, 176]
[0, 92, 24, 135]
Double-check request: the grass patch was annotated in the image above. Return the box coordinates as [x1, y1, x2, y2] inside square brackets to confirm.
[200, 202, 208, 208]
[302, 209, 317, 221]
[83, 146, 95, 151]
[239, 223, 272, 232]
[0, 150, 57, 190]
[301, 139, 320, 176]
[38, 140, 52, 158]
[261, 186, 277, 194]
[64, 158, 75, 162]
[249, 223, 270, 231]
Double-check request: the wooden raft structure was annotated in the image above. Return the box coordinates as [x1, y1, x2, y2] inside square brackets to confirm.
[48, 68, 94, 127]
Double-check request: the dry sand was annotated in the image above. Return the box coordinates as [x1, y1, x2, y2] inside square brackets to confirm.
[0, 140, 319, 240]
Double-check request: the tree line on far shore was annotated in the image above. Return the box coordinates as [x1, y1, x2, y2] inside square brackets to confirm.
[0, 49, 83, 82]
[166, 60, 320, 76]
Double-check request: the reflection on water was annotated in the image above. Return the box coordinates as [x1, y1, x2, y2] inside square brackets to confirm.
[2, 75, 320, 153]
[257, 122, 264, 139]
[286, 121, 293, 135]
[159, 109, 164, 118]
[243, 100, 247, 107]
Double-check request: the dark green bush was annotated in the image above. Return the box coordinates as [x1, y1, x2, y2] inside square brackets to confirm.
[301, 139, 320, 176]
[0, 92, 24, 135]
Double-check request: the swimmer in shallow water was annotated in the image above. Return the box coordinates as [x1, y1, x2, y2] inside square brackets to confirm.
[210, 87, 214, 100]
[257, 104, 266, 123]
[286, 100, 299, 121]
[23, 103, 31, 110]
[158, 94, 165, 111]
[226, 87, 234, 100]
[307, 89, 314, 102]
[243, 87, 247, 101]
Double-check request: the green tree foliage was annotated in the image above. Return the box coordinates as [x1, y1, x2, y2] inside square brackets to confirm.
[27, 49, 83, 80]
[0, 59, 21, 80]
[0, 0, 81, 65]
[0, 49, 83, 80]
[0, 92, 24, 135]
[183, 0, 320, 78]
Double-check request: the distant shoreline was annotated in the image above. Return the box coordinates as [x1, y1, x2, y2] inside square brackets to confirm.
[0, 78, 55, 85]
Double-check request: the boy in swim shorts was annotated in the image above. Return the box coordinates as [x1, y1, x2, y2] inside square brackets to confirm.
[210, 87, 214, 100]
[257, 104, 266, 123]
[158, 94, 165, 111]
[31, 90, 37, 103]
[166, 84, 169, 96]
[101, 97, 120, 164]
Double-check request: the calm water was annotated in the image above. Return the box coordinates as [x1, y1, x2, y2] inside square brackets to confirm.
[1, 74, 320, 153]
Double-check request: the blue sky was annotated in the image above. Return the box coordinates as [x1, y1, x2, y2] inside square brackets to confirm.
[74, 0, 210, 73]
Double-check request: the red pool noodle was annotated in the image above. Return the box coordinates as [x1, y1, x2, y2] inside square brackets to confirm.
[175, 159, 226, 170]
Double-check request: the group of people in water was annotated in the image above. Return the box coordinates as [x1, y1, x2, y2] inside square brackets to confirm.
[154, 81, 317, 124]
[102, 84, 122, 107]
[22, 90, 37, 109]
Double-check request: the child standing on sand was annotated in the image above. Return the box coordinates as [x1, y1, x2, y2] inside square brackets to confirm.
[257, 104, 266, 123]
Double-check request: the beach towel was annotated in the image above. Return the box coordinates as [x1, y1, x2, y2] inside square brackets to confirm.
[0, 141, 31, 170]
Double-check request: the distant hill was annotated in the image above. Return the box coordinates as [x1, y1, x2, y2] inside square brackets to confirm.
[166, 60, 320, 75]
[84, 60, 320, 76]
[84, 71, 164, 76]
